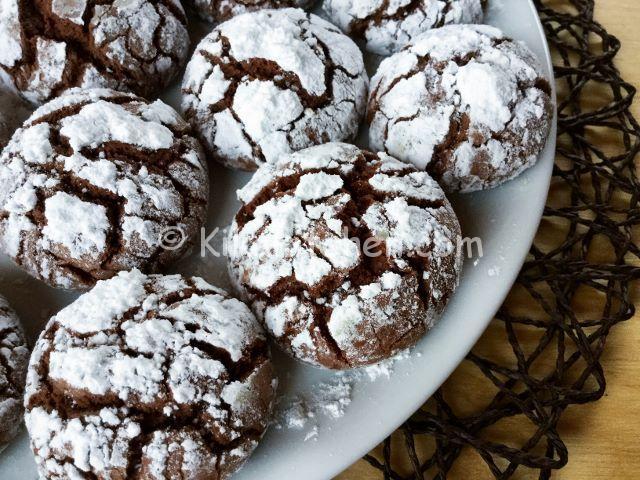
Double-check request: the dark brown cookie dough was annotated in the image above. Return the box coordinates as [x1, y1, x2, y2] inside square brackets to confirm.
[181, 8, 369, 171]
[0, 84, 32, 152]
[323, 0, 485, 55]
[227, 142, 462, 369]
[0, 295, 29, 452]
[0, 88, 209, 289]
[367, 25, 553, 193]
[25, 270, 276, 479]
[0, 0, 190, 104]
[188, 0, 316, 23]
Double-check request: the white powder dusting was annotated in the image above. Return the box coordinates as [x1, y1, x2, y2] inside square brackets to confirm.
[324, 0, 484, 55]
[51, 0, 87, 24]
[0, 0, 22, 68]
[60, 100, 174, 151]
[26, 38, 67, 103]
[42, 192, 110, 260]
[487, 266, 501, 277]
[273, 376, 353, 436]
[369, 24, 553, 193]
[273, 349, 413, 440]
[181, 9, 368, 169]
[9, 123, 53, 164]
[0, 0, 189, 104]
[25, 270, 275, 479]
[229, 142, 461, 368]
[219, 11, 327, 96]
[0, 88, 208, 289]
[295, 172, 344, 201]
[457, 61, 517, 131]
[190, 0, 313, 24]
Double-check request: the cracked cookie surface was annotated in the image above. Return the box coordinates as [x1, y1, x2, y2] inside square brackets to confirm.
[0, 0, 190, 105]
[0, 88, 209, 290]
[367, 24, 553, 193]
[323, 0, 484, 55]
[0, 295, 29, 452]
[25, 269, 276, 480]
[187, 0, 316, 23]
[181, 8, 369, 171]
[227, 142, 462, 369]
[0, 84, 32, 152]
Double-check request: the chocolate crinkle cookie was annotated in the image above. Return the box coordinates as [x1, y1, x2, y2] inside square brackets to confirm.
[323, 0, 484, 55]
[25, 270, 276, 480]
[0, 295, 29, 452]
[188, 0, 316, 24]
[0, 0, 190, 105]
[181, 8, 369, 171]
[227, 142, 462, 369]
[367, 24, 553, 193]
[0, 88, 209, 290]
[0, 83, 32, 152]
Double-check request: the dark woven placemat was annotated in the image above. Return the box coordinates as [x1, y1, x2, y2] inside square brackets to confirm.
[362, 0, 640, 478]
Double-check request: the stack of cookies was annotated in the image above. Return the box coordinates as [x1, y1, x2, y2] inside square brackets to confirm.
[0, 0, 553, 478]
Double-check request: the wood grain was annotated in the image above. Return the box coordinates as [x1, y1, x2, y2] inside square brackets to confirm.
[336, 3, 640, 479]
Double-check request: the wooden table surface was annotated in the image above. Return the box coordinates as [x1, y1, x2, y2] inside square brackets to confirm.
[336, 2, 640, 479]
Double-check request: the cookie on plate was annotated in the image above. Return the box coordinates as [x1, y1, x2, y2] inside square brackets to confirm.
[181, 8, 369, 171]
[188, 0, 316, 23]
[0, 0, 190, 104]
[0, 296, 29, 452]
[0, 84, 32, 152]
[323, 0, 484, 55]
[25, 270, 276, 479]
[227, 142, 462, 369]
[367, 25, 553, 193]
[0, 88, 209, 290]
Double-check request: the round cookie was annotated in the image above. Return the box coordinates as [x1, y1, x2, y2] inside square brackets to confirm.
[181, 9, 369, 171]
[0, 0, 190, 105]
[188, 0, 316, 23]
[323, 0, 484, 55]
[227, 142, 462, 369]
[25, 269, 276, 480]
[0, 84, 32, 152]
[0, 296, 29, 452]
[367, 25, 553, 193]
[0, 88, 209, 289]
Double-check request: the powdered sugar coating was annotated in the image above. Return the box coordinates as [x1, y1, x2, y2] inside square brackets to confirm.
[25, 270, 276, 480]
[0, 0, 190, 105]
[0, 0, 22, 68]
[227, 142, 462, 369]
[0, 295, 29, 452]
[181, 9, 369, 171]
[323, 0, 484, 55]
[188, 0, 316, 23]
[368, 24, 553, 192]
[0, 88, 209, 289]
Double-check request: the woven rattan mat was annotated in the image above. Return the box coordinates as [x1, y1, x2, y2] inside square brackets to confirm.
[357, 1, 640, 478]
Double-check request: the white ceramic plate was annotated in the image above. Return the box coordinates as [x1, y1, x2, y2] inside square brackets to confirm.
[0, 0, 555, 478]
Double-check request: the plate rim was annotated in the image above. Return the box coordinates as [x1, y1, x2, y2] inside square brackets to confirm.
[317, 1, 559, 476]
